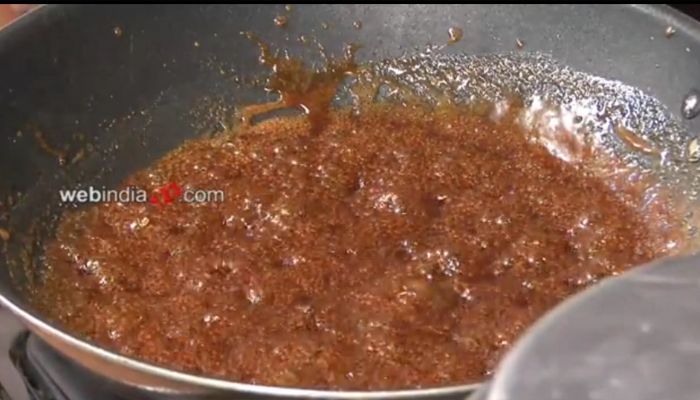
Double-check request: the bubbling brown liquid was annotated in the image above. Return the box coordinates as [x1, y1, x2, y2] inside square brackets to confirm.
[33, 99, 682, 390]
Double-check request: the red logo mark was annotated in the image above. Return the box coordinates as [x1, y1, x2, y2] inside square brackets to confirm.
[149, 182, 182, 206]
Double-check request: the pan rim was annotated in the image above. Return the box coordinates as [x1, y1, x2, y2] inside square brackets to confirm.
[1, 3, 699, 398]
[1, 296, 483, 398]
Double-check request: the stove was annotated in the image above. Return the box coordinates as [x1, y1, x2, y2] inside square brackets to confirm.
[0, 308, 168, 400]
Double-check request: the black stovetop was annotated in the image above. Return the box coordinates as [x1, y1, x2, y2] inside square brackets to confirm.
[0, 309, 166, 400]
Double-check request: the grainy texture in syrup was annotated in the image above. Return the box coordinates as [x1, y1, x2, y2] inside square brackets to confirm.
[34, 102, 679, 390]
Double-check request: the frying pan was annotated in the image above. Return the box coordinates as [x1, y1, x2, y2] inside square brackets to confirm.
[0, 4, 699, 400]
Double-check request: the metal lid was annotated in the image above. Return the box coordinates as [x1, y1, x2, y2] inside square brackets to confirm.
[482, 254, 700, 400]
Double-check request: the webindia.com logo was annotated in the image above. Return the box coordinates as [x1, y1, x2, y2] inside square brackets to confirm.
[59, 183, 225, 206]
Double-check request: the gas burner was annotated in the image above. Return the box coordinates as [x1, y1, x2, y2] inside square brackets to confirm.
[0, 309, 180, 400]
[11, 334, 152, 400]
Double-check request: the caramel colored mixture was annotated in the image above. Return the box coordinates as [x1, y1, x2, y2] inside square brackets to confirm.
[35, 103, 676, 390]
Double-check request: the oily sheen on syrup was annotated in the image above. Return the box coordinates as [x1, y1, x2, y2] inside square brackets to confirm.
[35, 100, 678, 390]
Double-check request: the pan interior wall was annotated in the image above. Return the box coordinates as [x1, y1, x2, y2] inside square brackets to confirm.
[0, 3, 699, 317]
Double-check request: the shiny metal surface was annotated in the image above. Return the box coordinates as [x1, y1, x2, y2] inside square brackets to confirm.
[486, 254, 700, 400]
